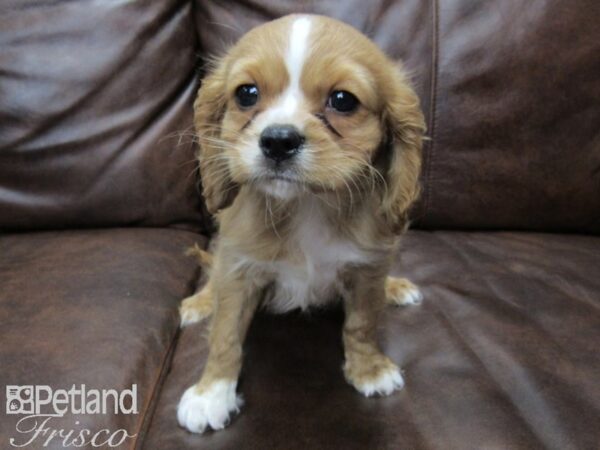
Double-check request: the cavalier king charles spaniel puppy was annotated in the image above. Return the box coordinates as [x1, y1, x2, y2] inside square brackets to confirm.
[177, 14, 425, 434]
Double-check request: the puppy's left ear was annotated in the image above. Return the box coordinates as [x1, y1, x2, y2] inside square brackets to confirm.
[379, 67, 426, 233]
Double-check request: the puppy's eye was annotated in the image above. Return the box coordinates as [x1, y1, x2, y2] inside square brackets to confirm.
[327, 90, 359, 113]
[235, 84, 259, 108]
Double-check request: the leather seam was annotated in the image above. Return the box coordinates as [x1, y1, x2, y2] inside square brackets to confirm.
[423, 0, 440, 222]
[132, 236, 205, 449]
[132, 322, 182, 450]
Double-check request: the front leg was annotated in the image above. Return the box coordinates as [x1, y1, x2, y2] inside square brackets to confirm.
[342, 270, 404, 397]
[177, 277, 260, 433]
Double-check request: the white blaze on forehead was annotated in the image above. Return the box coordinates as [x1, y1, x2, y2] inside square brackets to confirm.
[255, 17, 312, 129]
[244, 17, 312, 175]
[286, 17, 312, 94]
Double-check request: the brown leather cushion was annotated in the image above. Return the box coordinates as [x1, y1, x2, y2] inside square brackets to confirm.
[420, 0, 600, 233]
[194, 0, 600, 233]
[0, 228, 204, 449]
[142, 230, 600, 449]
[0, 1, 206, 231]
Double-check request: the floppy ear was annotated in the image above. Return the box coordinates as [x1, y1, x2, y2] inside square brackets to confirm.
[379, 68, 426, 233]
[193, 62, 239, 215]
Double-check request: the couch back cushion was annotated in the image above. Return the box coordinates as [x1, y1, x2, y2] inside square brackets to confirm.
[0, 1, 206, 231]
[3, 1, 597, 233]
[422, 0, 600, 233]
[194, 0, 600, 233]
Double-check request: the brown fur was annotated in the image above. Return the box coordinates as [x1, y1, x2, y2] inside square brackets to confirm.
[179, 14, 425, 433]
[181, 275, 421, 323]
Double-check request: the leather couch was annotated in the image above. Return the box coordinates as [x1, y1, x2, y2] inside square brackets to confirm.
[1, 1, 598, 449]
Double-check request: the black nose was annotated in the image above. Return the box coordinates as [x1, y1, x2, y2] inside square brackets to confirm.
[259, 125, 304, 163]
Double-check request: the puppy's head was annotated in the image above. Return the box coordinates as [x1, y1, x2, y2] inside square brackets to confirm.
[195, 14, 425, 231]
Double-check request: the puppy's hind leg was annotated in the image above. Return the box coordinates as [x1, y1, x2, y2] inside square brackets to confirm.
[180, 281, 213, 327]
[385, 276, 423, 306]
[180, 244, 216, 327]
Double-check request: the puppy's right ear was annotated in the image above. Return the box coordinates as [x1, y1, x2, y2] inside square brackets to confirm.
[194, 62, 239, 214]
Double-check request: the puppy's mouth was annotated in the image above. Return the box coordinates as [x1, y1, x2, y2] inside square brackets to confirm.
[252, 168, 310, 200]
[264, 174, 300, 183]
[258, 164, 305, 185]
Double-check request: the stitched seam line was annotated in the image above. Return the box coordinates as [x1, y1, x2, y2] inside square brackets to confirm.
[423, 0, 440, 222]
[132, 324, 182, 450]
[132, 234, 206, 449]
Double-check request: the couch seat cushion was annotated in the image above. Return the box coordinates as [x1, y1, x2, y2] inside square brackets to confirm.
[142, 230, 600, 449]
[0, 228, 204, 450]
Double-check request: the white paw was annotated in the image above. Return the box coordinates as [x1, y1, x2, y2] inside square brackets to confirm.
[179, 307, 202, 327]
[177, 380, 242, 433]
[356, 366, 405, 397]
[398, 286, 423, 305]
[179, 293, 212, 328]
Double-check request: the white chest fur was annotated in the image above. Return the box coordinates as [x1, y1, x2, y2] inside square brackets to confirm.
[264, 201, 370, 312]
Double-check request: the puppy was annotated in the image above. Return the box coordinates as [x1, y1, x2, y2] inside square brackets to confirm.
[178, 14, 425, 434]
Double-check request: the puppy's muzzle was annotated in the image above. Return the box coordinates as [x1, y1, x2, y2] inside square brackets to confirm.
[259, 124, 304, 163]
